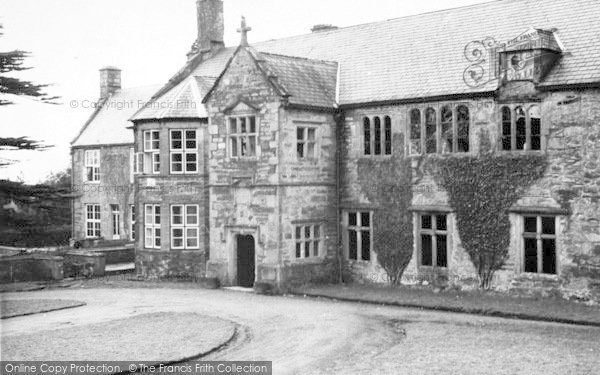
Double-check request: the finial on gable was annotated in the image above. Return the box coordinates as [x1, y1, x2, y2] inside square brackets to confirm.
[237, 16, 252, 47]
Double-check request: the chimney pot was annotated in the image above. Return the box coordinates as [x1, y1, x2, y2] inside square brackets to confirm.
[311, 24, 338, 33]
[99, 66, 121, 98]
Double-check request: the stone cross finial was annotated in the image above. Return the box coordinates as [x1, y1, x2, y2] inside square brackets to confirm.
[237, 16, 252, 46]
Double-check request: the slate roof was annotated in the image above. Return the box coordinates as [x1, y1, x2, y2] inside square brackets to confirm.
[72, 85, 161, 147]
[131, 76, 214, 121]
[252, 52, 338, 109]
[137, 0, 600, 117]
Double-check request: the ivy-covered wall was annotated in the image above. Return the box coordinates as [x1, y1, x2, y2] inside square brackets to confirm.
[341, 89, 600, 302]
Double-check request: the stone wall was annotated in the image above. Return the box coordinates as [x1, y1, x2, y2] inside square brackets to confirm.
[0, 254, 63, 283]
[134, 120, 209, 278]
[340, 89, 600, 302]
[204, 48, 339, 288]
[71, 145, 135, 242]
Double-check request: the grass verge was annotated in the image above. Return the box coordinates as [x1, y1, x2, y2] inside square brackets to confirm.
[1, 299, 85, 319]
[292, 283, 600, 326]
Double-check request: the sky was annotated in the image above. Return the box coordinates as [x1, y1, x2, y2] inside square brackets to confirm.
[0, 0, 490, 183]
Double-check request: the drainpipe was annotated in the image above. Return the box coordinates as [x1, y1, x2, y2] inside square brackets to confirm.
[335, 110, 343, 284]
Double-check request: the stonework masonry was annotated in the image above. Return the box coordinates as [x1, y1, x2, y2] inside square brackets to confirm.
[71, 145, 135, 242]
[340, 88, 600, 302]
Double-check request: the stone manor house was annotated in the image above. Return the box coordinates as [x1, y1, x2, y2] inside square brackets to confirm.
[71, 0, 600, 300]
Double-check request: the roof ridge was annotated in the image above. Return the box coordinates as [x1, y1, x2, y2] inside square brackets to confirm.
[252, 0, 526, 46]
[258, 51, 338, 65]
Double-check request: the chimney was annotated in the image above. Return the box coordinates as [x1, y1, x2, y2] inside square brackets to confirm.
[99, 66, 121, 98]
[189, 0, 224, 59]
[311, 24, 338, 33]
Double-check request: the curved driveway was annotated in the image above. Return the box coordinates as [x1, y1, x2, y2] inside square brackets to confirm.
[2, 288, 599, 374]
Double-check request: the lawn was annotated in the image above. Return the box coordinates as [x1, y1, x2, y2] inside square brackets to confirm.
[293, 283, 600, 326]
[1, 312, 236, 361]
[1, 299, 85, 319]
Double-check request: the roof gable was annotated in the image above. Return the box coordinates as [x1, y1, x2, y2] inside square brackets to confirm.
[71, 85, 161, 147]
[202, 46, 338, 110]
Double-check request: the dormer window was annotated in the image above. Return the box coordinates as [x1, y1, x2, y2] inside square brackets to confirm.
[499, 28, 563, 84]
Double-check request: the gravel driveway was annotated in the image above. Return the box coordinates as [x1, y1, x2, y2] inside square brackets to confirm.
[1, 288, 599, 374]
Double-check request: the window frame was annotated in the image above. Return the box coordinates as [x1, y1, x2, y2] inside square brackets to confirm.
[499, 103, 543, 152]
[520, 215, 558, 275]
[343, 211, 373, 262]
[143, 130, 160, 152]
[84, 149, 100, 183]
[144, 204, 161, 249]
[407, 104, 470, 156]
[130, 205, 136, 241]
[416, 212, 449, 269]
[294, 223, 323, 259]
[296, 126, 318, 160]
[362, 115, 392, 157]
[170, 204, 200, 250]
[228, 115, 258, 159]
[169, 129, 198, 174]
[85, 204, 101, 238]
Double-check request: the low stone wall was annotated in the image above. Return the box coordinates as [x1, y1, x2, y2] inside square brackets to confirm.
[63, 252, 106, 278]
[279, 261, 338, 290]
[136, 250, 207, 279]
[86, 246, 134, 264]
[0, 254, 63, 283]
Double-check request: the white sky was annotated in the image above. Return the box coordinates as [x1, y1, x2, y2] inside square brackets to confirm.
[0, 0, 490, 183]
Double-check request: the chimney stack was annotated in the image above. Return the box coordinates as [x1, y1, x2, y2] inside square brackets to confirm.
[311, 24, 338, 33]
[188, 0, 224, 59]
[99, 66, 121, 98]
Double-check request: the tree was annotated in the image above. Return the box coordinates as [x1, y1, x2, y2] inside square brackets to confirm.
[0, 24, 59, 106]
[0, 24, 57, 167]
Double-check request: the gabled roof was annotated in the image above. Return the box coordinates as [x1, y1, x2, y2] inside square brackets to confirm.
[71, 85, 161, 147]
[202, 47, 338, 110]
[258, 52, 338, 109]
[131, 76, 215, 121]
[144, 0, 600, 112]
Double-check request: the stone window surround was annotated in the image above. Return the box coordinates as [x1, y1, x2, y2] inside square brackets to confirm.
[408, 103, 470, 156]
[85, 204, 101, 238]
[170, 204, 200, 250]
[509, 210, 564, 277]
[498, 103, 545, 152]
[296, 125, 319, 160]
[342, 210, 373, 262]
[84, 149, 100, 183]
[144, 204, 161, 249]
[415, 211, 450, 270]
[227, 114, 258, 159]
[169, 129, 198, 174]
[362, 115, 392, 157]
[294, 222, 324, 260]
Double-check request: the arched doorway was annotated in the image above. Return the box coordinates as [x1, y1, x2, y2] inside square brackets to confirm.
[236, 234, 255, 287]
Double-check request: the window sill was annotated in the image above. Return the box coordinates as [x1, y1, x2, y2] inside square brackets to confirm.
[407, 152, 472, 159]
[346, 258, 372, 264]
[83, 181, 101, 184]
[497, 150, 546, 155]
[516, 272, 560, 280]
[360, 155, 393, 159]
[417, 265, 449, 273]
[292, 257, 325, 264]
